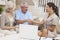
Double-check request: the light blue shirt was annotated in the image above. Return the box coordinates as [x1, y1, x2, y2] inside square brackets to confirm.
[15, 9, 32, 25]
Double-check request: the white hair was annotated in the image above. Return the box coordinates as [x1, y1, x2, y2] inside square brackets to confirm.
[20, 2, 28, 7]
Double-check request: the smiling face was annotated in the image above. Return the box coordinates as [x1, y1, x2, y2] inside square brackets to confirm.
[6, 8, 13, 13]
[21, 6, 28, 13]
[45, 5, 52, 13]
[21, 2, 28, 13]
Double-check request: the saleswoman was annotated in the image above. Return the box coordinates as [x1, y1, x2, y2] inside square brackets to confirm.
[35, 2, 59, 38]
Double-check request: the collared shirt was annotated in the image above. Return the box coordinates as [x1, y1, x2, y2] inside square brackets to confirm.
[15, 9, 32, 25]
[43, 13, 59, 37]
[46, 13, 59, 27]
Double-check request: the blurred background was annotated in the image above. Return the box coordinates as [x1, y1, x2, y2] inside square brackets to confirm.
[0, 0, 60, 40]
[0, 0, 60, 17]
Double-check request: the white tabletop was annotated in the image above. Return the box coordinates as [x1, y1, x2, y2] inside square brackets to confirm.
[54, 34, 60, 39]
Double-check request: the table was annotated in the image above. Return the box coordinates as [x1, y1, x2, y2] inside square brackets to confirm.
[54, 34, 60, 40]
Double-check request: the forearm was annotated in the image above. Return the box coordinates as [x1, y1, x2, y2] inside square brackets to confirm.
[48, 33, 57, 38]
[16, 20, 26, 24]
[28, 20, 33, 25]
[3, 26, 17, 30]
[33, 21, 44, 25]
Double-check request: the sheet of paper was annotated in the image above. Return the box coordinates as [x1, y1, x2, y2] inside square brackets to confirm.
[40, 37, 52, 40]
[19, 24, 38, 40]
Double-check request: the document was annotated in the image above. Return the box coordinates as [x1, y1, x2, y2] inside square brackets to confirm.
[19, 24, 38, 40]
[40, 37, 52, 40]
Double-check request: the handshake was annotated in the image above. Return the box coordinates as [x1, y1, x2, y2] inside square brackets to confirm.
[24, 19, 33, 24]
[24, 19, 44, 25]
[16, 19, 44, 25]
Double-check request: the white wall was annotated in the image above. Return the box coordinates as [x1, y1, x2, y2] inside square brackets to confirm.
[28, 6, 44, 16]
[28, 6, 48, 19]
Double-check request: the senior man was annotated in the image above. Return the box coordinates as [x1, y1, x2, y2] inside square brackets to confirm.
[15, 2, 33, 25]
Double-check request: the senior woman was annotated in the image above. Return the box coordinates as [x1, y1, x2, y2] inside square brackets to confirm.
[2, 7, 18, 30]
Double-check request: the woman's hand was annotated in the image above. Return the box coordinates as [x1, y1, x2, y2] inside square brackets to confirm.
[39, 20, 44, 24]
[38, 29, 48, 37]
[4, 26, 18, 30]
[32, 20, 44, 25]
[38, 31, 42, 37]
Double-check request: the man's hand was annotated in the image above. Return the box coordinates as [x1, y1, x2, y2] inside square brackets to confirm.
[32, 20, 44, 25]
[26, 19, 33, 24]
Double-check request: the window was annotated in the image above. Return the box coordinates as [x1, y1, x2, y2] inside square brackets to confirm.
[38, 0, 60, 7]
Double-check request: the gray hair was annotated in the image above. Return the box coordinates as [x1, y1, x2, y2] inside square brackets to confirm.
[20, 2, 28, 7]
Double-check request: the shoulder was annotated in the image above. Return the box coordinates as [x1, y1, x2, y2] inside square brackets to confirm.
[15, 9, 21, 13]
[15, 9, 21, 15]
[53, 14, 59, 19]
